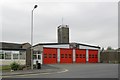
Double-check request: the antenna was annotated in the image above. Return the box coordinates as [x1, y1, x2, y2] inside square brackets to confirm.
[62, 17, 63, 25]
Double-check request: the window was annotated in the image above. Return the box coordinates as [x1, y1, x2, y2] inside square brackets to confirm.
[38, 51, 40, 54]
[92, 54, 94, 58]
[65, 54, 67, 58]
[83, 54, 85, 58]
[61, 54, 64, 58]
[33, 51, 37, 54]
[20, 51, 26, 59]
[0, 54, 4, 59]
[95, 55, 97, 58]
[69, 54, 71, 58]
[80, 54, 82, 58]
[53, 54, 56, 58]
[38, 55, 41, 59]
[89, 54, 91, 58]
[33, 55, 37, 59]
[13, 54, 19, 59]
[5, 52, 11, 59]
[49, 54, 52, 58]
[76, 54, 78, 58]
[44, 54, 47, 58]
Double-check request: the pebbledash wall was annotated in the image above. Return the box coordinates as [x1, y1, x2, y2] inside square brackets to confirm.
[33, 43, 101, 64]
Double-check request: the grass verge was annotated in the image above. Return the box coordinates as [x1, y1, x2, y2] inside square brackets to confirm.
[0, 65, 11, 71]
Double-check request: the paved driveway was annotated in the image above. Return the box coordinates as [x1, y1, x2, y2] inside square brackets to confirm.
[3, 63, 118, 78]
[48, 63, 118, 78]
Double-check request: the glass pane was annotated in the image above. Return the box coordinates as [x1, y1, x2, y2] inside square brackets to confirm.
[92, 54, 94, 58]
[89, 54, 91, 58]
[95, 55, 97, 58]
[80, 54, 82, 58]
[83, 54, 85, 58]
[65, 54, 67, 58]
[69, 54, 71, 58]
[5, 52, 11, 59]
[33, 55, 37, 59]
[49, 54, 52, 58]
[13, 54, 19, 59]
[20, 51, 26, 59]
[53, 54, 56, 58]
[38, 51, 40, 54]
[33, 51, 37, 54]
[61, 54, 64, 58]
[38, 55, 41, 59]
[44, 54, 47, 58]
[0, 54, 4, 59]
[76, 54, 78, 58]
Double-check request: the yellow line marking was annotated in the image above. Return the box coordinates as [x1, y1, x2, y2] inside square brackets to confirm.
[2, 69, 69, 78]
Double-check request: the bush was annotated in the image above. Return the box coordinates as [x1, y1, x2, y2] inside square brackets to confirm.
[10, 62, 20, 71]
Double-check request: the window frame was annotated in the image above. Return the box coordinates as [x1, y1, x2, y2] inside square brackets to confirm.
[49, 54, 52, 58]
[5, 52, 11, 60]
[80, 54, 82, 58]
[13, 54, 19, 59]
[38, 55, 41, 59]
[76, 54, 78, 58]
[61, 54, 64, 58]
[53, 54, 56, 58]
[0, 54, 4, 59]
[44, 54, 47, 58]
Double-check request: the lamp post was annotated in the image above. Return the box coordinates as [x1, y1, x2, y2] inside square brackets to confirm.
[31, 5, 38, 69]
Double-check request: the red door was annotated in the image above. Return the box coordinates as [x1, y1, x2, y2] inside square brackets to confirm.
[43, 48, 57, 64]
[88, 50, 98, 63]
[60, 48, 73, 63]
[75, 49, 86, 63]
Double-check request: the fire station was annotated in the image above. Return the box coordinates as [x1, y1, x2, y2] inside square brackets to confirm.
[33, 43, 100, 64]
[32, 25, 101, 65]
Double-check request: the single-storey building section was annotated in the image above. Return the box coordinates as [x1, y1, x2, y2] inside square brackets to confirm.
[0, 42, 31, 66]
[33, 43, 101, 64]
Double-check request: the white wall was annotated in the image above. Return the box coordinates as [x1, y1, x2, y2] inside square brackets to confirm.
[44, 44, 70, 48]
[0, 50, 26, 65]
[0, 59, 26, 65]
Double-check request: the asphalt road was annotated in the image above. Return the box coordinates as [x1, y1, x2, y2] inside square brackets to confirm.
[3, 63, 118, 78]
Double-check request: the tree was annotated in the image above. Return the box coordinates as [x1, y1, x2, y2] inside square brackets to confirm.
[106, 46, 113, 50]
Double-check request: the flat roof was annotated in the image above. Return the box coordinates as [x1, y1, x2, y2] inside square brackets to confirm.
[34, 42, 100, 49]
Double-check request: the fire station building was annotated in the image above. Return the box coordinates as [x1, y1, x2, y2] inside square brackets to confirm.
[33, 43, 100, 64]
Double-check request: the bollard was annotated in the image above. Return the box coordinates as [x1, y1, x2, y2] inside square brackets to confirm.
[37, 63, 41, 69]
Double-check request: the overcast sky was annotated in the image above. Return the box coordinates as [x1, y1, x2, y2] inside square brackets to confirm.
[1, 0, 118, 49]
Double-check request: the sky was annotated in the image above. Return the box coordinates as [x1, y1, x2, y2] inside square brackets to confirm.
[1, 0, 119, 49]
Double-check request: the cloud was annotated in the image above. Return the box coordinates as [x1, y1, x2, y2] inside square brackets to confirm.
[2, 0, 118, 49]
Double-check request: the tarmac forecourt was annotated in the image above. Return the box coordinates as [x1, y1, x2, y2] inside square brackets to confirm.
[2, 68, 68, 78]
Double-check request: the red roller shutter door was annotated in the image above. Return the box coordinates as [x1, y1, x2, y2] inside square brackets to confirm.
[76, 49, 86, 63]
[43, 48, 57, 64]
[60, 48, 73, 63]
[88, 50, 98, 63]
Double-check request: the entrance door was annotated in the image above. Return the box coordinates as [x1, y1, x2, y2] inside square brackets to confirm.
[33, 51, 42, 65]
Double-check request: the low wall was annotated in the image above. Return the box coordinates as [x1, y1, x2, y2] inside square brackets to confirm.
[0, 59, 26, 65]
[100, 50, 120, 63]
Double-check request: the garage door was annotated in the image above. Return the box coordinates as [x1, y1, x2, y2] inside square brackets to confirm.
[88, 50, 98, 63]
[60, 48, 73, 63]
[75, 49, 86, 63]
[43, 48, 57, 64]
